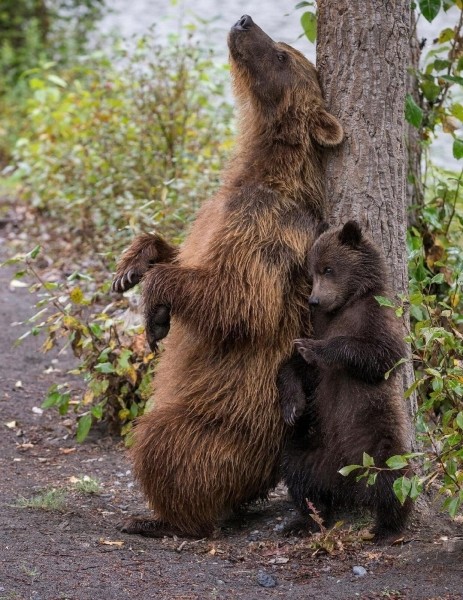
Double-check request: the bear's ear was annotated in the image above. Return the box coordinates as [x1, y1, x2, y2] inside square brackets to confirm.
[315, 221, 329, 238]
[339, 220, 362, 247]
[310, 110, 343, 147]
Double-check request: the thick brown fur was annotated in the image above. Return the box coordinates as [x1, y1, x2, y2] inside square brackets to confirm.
[279, 221, 412, 541]
[115, 15, 343, 537]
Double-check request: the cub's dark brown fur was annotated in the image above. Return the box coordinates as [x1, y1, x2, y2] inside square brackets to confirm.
[114, 15, 343, 538]
[279, 221, 412, 541]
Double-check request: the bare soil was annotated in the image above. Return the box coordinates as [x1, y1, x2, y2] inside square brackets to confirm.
[0, 225, 462, 600]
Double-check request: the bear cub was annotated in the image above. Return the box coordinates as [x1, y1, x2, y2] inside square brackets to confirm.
[278, 221, 412, 541]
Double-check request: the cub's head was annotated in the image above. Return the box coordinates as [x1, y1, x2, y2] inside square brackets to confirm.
[308, 221, 386, 313]
[228, 15, 343, 147]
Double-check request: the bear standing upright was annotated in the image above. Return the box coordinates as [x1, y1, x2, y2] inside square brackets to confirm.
[279, 221, 412, 541]
[112, 15, 343, 537]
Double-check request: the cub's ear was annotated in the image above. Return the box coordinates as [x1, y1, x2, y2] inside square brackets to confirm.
[315, 221, 329, 238]
[311, 109, 343, 147]
[339, 220, 362, 247]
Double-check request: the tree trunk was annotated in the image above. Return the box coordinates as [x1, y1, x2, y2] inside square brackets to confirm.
[317, 0, 418, 447]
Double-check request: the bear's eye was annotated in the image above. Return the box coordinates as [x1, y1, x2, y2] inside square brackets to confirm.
[323, 267, 333, 275]
[277, 52, 287, 63]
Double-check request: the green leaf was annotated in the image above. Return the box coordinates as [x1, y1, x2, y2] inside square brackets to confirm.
[386, 455, 408, 470]
[338, 464, 362, 477]
[409, 475, 423, 501]
[300, 11, 317, 43]
[430, 273, 445, 284]
[42, 390, 62, 409]
[47, 74, 67, 88]
[437, 27, 454, 43]
[420, 80, 441, 102]
[456, 411, 463, 430]
[94, 362, 115, 374]
[393, 476, 412, 505]
[453, 138, 463, 160]
[418, 0, 441, 22]
[362, 452, 375, 467]
[441, 74, 463, 86]
[366, 472, 378, 486]
[295, 1, 313, 8]
[451, 103, 463, 121]
[76, 414, 92, 443]
[443, 495, 461, 518]
[374, 295, 395, 308]
[28, 245, 41, 260]
[91, 404, 104, 420]
[405, 94, 423, 128]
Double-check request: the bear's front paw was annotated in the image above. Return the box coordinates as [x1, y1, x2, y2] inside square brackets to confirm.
[294, 338, 318, 365]
[112, 267, 144, 293]
[145, 304, 171, 351]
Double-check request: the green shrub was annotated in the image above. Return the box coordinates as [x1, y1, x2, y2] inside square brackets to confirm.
[5, 35, 233, 441]
[13, 34, 233, 257]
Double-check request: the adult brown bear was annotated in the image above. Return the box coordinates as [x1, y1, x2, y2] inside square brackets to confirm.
[113, 15, 343, 537]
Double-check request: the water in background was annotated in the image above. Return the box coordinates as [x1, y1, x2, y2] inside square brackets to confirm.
[100, 0, 460, 170]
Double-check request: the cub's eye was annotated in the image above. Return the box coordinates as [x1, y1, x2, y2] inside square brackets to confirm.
[323, 267, 333, 275]
[277, 52, 287, 62]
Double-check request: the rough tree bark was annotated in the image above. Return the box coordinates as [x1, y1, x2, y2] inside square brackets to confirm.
[317, 0, 418, 447]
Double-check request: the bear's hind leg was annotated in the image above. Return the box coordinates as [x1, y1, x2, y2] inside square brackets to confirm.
[370, 471, 412, 542]
[120, 516, 214, 539]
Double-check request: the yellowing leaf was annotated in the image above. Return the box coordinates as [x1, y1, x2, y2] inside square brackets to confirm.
[83, 389, 94, 405]
[42, 337, 55, 352]
[442, 116, 461, 133]
[118, 408, 130, 421]
[125, 365, 137, 386]
[70, 287, 84, 304]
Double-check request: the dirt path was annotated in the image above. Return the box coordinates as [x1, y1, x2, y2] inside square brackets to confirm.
[0, 238, 462, 600]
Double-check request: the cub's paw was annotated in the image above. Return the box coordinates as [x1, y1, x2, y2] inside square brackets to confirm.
[282, 516, 319, 537]
[145, 304, 171, 351]
[279, 386, 306, 426]
[294, 338, 318, 366]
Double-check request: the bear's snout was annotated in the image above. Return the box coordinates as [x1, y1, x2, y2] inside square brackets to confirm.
[233, 15, 254, 31]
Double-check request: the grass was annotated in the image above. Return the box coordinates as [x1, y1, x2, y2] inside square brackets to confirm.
[14, 488, 67, 511]
[72, 475, 102, 495]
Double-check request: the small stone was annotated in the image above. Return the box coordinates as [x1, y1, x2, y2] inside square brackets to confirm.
[352, 566, 367, 577]
[257, 571, 277, 588]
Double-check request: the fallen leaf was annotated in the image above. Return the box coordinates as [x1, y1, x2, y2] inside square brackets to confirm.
[99, 539, 124, 547]
[9, 280, 28, 290]
[391, 536, 405, 546]
[5, 421, 17, 429]
[69, 476, 80, 484]
[15, 381, 23, 389]
[60, 447, 76, 454]
[17, 443, 34, 450]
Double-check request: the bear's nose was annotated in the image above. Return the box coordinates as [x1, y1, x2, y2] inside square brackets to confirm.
[308, 296, 320, 306]
[233, 15, 254, 30]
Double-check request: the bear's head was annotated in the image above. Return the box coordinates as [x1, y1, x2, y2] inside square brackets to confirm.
[308, 221, 386, 313]
[228, 15, 343, 148]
